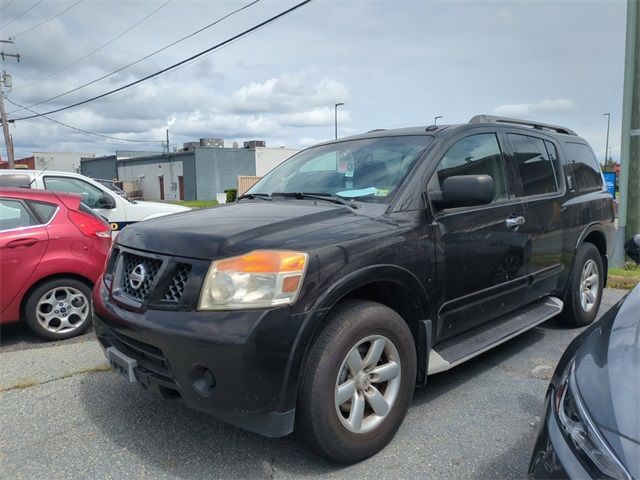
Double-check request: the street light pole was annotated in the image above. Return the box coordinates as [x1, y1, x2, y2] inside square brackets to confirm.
[434, 115, 443, 125]
[603, 113, 611, 165]
[334, 103, 344, 139]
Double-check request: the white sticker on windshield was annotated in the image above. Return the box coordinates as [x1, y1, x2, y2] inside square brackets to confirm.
[345, 159, 355, 178]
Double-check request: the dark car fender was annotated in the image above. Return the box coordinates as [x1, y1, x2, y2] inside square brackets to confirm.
[277, 264, 432, 412]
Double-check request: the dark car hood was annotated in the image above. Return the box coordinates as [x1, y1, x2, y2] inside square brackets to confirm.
[574, 284, 640, 473]
[116, 200, 388, 260]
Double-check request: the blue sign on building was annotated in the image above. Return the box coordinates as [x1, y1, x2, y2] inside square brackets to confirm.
[603, 172, 616, 198]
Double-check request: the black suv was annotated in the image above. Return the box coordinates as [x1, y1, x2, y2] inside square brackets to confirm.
[93, 115, 615, 463]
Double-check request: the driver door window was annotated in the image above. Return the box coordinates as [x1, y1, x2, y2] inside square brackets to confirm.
[430, 133, 509, 204]
[43, 177, 104, 209]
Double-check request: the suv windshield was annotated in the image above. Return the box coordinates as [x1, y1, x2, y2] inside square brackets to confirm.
[247, 135, 433, 203]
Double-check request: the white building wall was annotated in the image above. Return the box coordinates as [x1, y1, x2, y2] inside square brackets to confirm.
[33, 152, 95, 173]
[118, 160, 184, 201]
[254, 147, 299, 176]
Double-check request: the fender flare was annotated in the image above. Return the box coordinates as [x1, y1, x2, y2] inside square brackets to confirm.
[278, 264, 431, 411]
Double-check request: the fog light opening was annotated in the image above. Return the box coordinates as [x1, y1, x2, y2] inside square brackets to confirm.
[191, 365, 216, 396]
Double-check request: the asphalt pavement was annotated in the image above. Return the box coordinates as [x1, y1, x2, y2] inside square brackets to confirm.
[0, 289, 627, 479]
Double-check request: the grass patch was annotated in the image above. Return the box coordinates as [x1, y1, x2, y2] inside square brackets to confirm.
[608, 263, 640, 289]
[0, 378, 38, 393]
[169, 200, 219, 208]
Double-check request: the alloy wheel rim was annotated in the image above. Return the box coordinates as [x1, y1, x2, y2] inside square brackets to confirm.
[579, 259, 599, 313]
[36, 287, 89, 333]
[334, 335, 401, 434]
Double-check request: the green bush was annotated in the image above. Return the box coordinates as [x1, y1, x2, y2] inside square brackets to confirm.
[224, 189, 237, 203]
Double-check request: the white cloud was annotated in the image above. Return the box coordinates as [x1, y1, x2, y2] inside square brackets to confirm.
[493, 99, 576, 117]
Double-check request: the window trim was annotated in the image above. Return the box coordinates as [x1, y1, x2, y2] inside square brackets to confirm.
[562, 141, 605, 193]
[0, 197, 47, 233]
[500, 129, 567, 200]
[427, 131, 515, 217]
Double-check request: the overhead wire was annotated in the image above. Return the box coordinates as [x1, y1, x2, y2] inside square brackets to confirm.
[12, 0, 172, 92]
[5, 96, 163, 143]
[12, 0, 84, 38]
[9, 0, 260, 113]
[0, 0, 15, 13]
[11, 0, 312, 121]
[0, 0, 43, 29]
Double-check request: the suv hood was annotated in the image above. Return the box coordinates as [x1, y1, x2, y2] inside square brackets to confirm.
[574, 285, 640, 474]
[116, 200, 383, 260]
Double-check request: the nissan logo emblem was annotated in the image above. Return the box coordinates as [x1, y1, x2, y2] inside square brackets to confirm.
[129, 264, 147, 290]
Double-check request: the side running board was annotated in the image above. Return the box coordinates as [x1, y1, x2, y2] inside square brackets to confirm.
[428, 296, 563, 375]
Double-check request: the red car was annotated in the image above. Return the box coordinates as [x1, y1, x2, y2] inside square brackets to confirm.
[0, 187, 111, 340]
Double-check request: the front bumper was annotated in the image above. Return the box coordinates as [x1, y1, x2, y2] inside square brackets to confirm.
[529, 391, 590, 479]
[92, 280, 306, 437]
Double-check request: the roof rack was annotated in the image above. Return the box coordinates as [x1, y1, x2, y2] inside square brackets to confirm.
[468, 115, 577, 136]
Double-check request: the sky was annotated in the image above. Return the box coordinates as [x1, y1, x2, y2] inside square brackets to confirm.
[0, 0, 629, 162]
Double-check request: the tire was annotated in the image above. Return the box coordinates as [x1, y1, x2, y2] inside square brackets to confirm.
[296, 299, 417, 463]
[561, 242, 604, 327]
[24, 278, 93, 340]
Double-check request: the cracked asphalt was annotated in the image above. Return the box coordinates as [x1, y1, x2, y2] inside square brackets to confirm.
[0, 289, 627, 479]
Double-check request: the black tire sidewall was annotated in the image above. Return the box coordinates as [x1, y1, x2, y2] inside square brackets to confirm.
[565, 243, 603, 327]
[24, 278, 93, 340]
[298, 300, 417, 463]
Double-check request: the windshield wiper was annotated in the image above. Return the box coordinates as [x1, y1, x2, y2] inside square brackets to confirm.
[271, 192, 358, 209]
[237, 193, 272, 201]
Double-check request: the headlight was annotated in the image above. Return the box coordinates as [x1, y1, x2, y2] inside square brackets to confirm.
[198, 250, 308, 310]
[555, 362, 632, 480]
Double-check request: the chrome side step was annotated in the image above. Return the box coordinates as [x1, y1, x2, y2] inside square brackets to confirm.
[428, 296, 563, 375]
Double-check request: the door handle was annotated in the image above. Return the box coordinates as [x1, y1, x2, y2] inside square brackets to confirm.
[6, 238, 39, 248]
[505, 216, 525, 229]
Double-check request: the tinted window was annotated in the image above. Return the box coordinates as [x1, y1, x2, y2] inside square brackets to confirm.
[507, 134, 559, 196]
[28, 201, 58, 223]
[43, 176, 104, 208]
[431, 133, 509, 202]
[0, 199, 37, 231]
[563, 143, 603, 192]
[0, 174, 31, 187]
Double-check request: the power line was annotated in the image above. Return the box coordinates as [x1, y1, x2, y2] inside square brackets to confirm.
[0, 0, 43, 30]
[12, 0, 312, 121]
[13, 0, 84, 38]
[0, 0, 15, 13]
[13, 0, 172, 91]
[10, 0, 259, 113]
[5, 96, 163, 143]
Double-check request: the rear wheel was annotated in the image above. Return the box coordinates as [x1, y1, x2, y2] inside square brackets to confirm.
[296, 300, 416, 463]
[562, 243, 604, 327]
[24, 278, 93, 340]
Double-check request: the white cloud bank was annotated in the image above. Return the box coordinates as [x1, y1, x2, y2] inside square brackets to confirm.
[493, 98, 576, 117]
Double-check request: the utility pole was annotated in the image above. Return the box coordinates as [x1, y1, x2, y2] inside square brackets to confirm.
[603, 113, 611, 165]
[613, 0, 640, 267]
[0, 38, 19, 168]
[166, 129, 170, 154]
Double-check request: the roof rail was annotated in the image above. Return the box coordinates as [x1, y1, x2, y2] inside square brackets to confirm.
[468, 115, 577, 136]
[367, 128, 387, 133]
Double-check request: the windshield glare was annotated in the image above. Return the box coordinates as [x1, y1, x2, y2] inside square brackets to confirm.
[247, 135, 433, 203]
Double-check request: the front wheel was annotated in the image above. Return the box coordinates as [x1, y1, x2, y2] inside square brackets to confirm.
[296, 300, 416, 463]
[562, 242, 604, 327]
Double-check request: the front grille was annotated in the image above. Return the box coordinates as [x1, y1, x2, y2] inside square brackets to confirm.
[120, 252, 162, 301]
[164, 263, 191, 302]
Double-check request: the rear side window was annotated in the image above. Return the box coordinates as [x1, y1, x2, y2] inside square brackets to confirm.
[507, 134, 560, 196]
[43, 176, 104, 209]
[563, 143, 603, 192]
[431, 133, 509, 202]
[28, 201, 58, 223]
[0, 174, 31, 187]
[0, 199, 37, 231]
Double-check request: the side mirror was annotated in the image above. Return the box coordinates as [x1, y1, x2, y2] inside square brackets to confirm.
[432, 174, 495, 209]
[624, 235, 640, 264]
[97, 194, 116, 209]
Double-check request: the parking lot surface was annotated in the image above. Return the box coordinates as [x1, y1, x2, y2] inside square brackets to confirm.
[0, 289, 627, 479]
